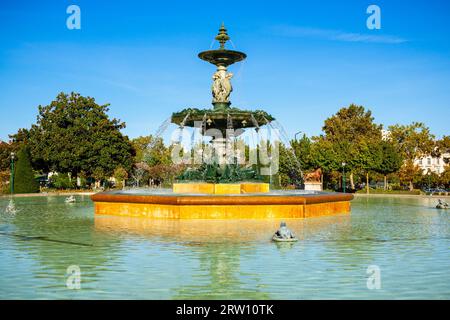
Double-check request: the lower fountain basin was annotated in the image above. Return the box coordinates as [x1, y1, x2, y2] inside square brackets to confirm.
[91, 189, 353, 219]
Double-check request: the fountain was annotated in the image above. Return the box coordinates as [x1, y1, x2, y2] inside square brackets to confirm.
[91, 24, 353, 219]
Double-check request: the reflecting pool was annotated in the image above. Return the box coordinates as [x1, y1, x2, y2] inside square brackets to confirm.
[0, 195, 449, 299]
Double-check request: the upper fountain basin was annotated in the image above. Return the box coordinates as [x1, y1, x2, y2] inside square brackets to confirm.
[198, 49, 247, 67]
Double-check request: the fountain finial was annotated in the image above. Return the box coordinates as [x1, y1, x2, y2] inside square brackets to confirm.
[215, 23, 230, 49]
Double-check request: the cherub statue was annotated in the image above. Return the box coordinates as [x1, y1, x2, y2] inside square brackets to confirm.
[212, 66, 233, 103]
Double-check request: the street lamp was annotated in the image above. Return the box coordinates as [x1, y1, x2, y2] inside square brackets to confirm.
[342, 162, 347, 193]
[10, 152, 15, 194]
[294, 131, 303, 141]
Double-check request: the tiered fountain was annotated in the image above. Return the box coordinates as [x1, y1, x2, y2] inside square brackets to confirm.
[91, 24, 353, 219]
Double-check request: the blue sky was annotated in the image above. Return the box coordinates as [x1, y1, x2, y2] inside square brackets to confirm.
[0, 0, 449, 142]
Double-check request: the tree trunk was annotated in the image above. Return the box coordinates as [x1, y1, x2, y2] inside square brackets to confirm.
[349, 173, 355, 190]
[409, 180, 413, 191]
[384, 175, 387, 191]
[366, 172, 370, 194]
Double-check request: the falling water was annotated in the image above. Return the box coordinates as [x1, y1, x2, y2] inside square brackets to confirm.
[180, 112, 190, 128]
[227, 114, 233, 130]
[154, 117, 172, 138]
[146, 117, 172, 149]
[265, 119, 304, 183]
[250, 114, 260, 131]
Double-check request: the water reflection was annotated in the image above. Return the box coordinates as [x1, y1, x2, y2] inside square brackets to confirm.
[1, 196, 123, 297]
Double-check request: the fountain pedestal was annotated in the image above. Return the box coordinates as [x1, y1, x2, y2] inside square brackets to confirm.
[173, 182, 270, 194]
[304, 182, 323, 191]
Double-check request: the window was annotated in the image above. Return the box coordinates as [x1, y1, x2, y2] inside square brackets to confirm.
[427, 158, 431, 165]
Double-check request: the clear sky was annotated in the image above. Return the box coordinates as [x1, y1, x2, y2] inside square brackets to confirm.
[0, 0, 449, 142]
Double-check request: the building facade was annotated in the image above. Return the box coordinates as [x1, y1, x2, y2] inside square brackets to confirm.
[414, 153, 450, 175]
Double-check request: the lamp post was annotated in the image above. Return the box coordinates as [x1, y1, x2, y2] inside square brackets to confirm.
[342, 162, 346, 193]
[10, 152, 15, 194]
[294, 131, 303, 141]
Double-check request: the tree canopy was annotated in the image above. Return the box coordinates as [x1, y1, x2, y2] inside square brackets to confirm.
[388, 122, 435, 161]
[27, 92, 135, 180]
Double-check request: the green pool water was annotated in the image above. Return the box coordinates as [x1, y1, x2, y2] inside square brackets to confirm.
[0, 195, 449, 299]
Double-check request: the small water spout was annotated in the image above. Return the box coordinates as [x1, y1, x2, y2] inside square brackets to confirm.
[180, 112, 191, 128]
[5, 199, 18, 214]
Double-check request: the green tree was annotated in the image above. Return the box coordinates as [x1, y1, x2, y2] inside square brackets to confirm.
[278, 143, 302, 187]
[28, 92, 135, 183]
[377, 141, 403, 190]
[13, 146, 39, 193]
[439, 166, 450, 188]
[50, 173, 75, 190]
[353, 140, 383, 193]
[0, 141, 13, 171]
[398, 160, 422, 191]
[436, 135, 450, 164]
[319, 104, 383, 190]
[131, 135, 152, 163]
[131, 135, 173, 185]
[290, 134, 314, 171]
[388, 122, 435, 189]
[388, 122, 435, 161]
[113, 166, 128, 189]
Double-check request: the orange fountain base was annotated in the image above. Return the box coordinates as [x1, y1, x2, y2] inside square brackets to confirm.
[91, 183, 353, 219]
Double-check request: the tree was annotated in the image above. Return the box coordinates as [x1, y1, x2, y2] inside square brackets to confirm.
[1, 141, 21, 193]
[388, 122, 435, 190]
[131, 135, 175, 186]
[290, 134, 314, 172]
[436, 135, 450, 164]
[319, 104, 383, 190]
[28, 92, 135, 182]
[13, 146, 39, 193]
[353, 139, 383, 194]
[50, 173, 76, 190]
[388, 122, 435, 161]
[278, 143, 302, 187]
[131, 162, 149, 187]
[440, 166, 450, 188]
[0, 141, 13, 171]
[398, 160, 422, 191]
[377, 141, 403, 190]
[9, 128, 50, 172]
[131, 135, 152, 163]
[113, 166, 128, 189]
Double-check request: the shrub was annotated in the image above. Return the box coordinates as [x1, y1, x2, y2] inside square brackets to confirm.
[13, 146, 39, 193]
[113, 166, 128, 189]
[51, 173, 76, 190]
